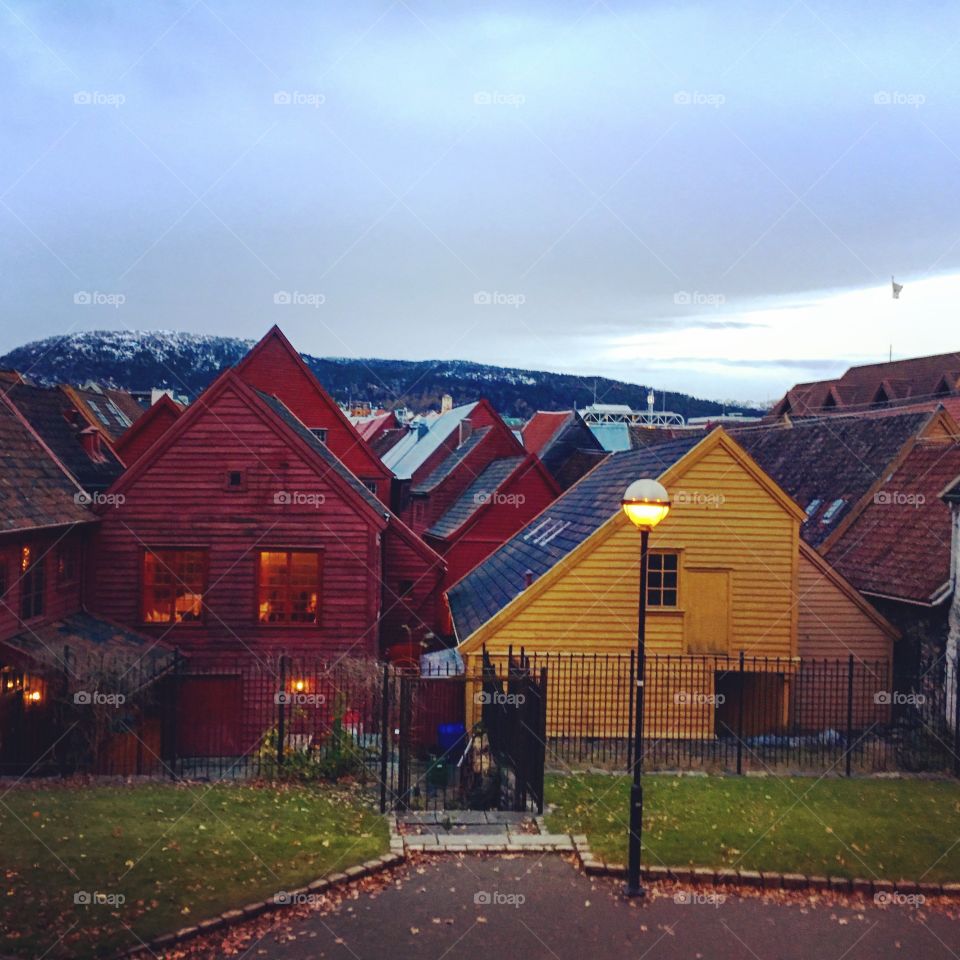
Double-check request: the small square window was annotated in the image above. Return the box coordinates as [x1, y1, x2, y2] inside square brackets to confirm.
[311, 428, 328, 444]
[398, 579, 414, 600]
[224, 469, 247, 492]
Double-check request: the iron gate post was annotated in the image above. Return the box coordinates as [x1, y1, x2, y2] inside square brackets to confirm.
[845, 654, 855, 777]
[736, 650, 745, 775]
[379, 662, 390, 813]
[277, 655, 287, 770]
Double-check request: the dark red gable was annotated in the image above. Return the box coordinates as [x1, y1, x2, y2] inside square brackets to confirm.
[112, 394, 183, 467]
[234, 326, 392, 503]
[89, 370, 443, 659]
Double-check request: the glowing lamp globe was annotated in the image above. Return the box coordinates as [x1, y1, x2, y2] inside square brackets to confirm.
[621, 479, 671, 530]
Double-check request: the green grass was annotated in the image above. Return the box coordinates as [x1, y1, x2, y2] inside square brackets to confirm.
[546, 773, 960, 883]
[1, 781, 388, 958]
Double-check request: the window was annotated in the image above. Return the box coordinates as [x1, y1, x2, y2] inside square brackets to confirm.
[258, 551, 320, 624]
[647, 552, 678, 607]
[20, 545, 45, 620]
[57, 544, 78, 583]
[821, 498, 846, 524]
[804, 498, 822, 521]
[142, 549, 205, 624]
[224, 469, 246, 492]
[310, 428, 328, 444]
[398, 579, 414, 600]
[361, 478, 378, 495]
[412, 498, 426, 523]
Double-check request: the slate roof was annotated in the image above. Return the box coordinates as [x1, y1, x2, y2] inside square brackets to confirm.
[425, 456, 525, 540]
[2, 612, 175, 687]
[256, 391, 384, 513]
[732, 411, 930, 548]
[66, 385, 145, 439]
[5, 383, 125, 491]
[382, 402, 478, 479]
[412, 426, 492, 494]
[825, 439, 960, 603]
[447, 435, 703, 639]
[0, 396, 93, 534]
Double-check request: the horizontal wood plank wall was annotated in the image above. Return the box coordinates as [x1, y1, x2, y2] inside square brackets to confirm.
[91, 384, 381, 660]
[476, 441, 798, 659]
[380, 528, 444, 645]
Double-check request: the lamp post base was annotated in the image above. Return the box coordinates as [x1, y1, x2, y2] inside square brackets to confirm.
[623, 882, 646, 899]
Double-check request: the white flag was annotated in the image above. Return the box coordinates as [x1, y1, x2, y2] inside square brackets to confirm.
[892, 277, 903, 299]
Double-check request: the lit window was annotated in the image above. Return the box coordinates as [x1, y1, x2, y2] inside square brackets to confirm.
[20, 545, 45, 620]
[647, 553, 679, 607]
[57, 544, 78, 583]
[258, 551, 320, 624]
[142, 549, 205, 624]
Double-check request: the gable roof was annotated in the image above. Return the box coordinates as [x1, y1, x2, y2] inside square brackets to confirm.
[234, 326, 390, 482]
[447, 434, 704, 639]
[732, 410, 932, 548]
[824, 438, 960, 604]
[382, 402, 479, 479]
[0, 392, 93, 534]
[112, 393, 183, 464]
[62, 384, 144, 440]
[5, 382, 125, 491]
[425, 456, 526, 540]
[522, 411, 573, 456]
[412, 426, 492, 494]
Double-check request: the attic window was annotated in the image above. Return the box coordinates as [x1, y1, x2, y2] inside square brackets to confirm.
[821, 498, 846, 524]
[871, 387, 889, 408]
[224, 469, 247, 492]
[804, 498, 822, 520]
[106, 399, 132, 427]
[361, 478, 378, 494]
[311, 428, 328, 444]
[86, 398, 112, 427]
[823, 393, 837, 409]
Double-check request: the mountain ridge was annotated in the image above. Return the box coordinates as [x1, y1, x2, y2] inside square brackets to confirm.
[0, 330, 758, 419]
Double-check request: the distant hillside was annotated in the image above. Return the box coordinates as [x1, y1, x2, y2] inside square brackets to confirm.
[0, 330, 754, 419]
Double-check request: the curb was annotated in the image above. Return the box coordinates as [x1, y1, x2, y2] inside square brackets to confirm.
[114, 817, 407, 959]
[570, 835, 960, 900]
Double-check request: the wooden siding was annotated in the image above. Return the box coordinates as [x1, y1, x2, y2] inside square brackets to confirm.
[469, 439, 800, 659]
[91, 383, 386, 659]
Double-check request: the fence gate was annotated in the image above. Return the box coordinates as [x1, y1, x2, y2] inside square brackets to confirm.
[388, 654, 547, 813]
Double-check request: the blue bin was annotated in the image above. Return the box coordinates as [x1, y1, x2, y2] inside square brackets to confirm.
[437, 722, 466, 757]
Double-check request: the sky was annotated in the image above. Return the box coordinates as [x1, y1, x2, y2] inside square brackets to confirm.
[1, 0, 959, 405]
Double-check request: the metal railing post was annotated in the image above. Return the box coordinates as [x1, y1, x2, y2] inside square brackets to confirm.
[380, 663, 390, 813]
[277, 654, 287, 770]
[736, 650, 744, 775]
[845, 654, 855, 777]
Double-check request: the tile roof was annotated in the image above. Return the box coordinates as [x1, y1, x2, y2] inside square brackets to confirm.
[2, 612, 175, 688]
[425, 456, 525, 540]
[5, 383, 125, 491]
[825, 439, 960, 603]
[66, 385, 145, 439]
[411, 426, 492, 494]
[255, 391, 384, 513]
[732, 411, 929, 548]
[0, 395, 93, 533]
[521, 411, 572, 456]
[381, 402, 478, 479]
[447, 435, 702, 639]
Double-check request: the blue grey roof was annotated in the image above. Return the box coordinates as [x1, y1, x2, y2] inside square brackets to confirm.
[412, 426, 491, 494]
[447, 434, 703, 640]
[588, 422, 632, 452]
[256, 391, 384, 513]
[426, 456, 525, 540]
[382, 402, 478, 479]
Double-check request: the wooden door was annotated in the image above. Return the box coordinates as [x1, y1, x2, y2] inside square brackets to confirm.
[684, 569, 730, 654]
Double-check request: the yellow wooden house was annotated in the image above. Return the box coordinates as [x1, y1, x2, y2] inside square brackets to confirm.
[447, 428, 897, 740]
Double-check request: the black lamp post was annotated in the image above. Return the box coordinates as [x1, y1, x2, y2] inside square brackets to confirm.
[621, 478, 671, 898]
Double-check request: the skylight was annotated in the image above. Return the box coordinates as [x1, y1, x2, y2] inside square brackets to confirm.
[821, 498, 846, 523]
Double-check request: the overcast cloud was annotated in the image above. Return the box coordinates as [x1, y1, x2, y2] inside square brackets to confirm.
[1, 0, 958, 404]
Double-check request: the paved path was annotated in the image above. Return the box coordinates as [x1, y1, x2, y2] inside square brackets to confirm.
[212, 855, 960, 960]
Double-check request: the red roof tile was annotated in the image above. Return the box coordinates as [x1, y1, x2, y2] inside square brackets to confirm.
[521, 411, 572, 456]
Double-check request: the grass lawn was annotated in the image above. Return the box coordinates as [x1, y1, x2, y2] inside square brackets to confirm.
[545, 773, 960, 883]
[1, 780, 388, 959]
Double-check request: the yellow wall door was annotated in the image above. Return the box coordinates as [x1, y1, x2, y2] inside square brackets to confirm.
[684, 569, 730, 654]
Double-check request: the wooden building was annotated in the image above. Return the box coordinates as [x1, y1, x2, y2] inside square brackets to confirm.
[448, 429, 897, 739]
[91, 368, 445, 660]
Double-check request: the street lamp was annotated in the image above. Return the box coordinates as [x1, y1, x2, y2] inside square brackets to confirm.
[621, 478, 671, 898]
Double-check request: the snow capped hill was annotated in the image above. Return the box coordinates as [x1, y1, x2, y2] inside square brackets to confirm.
[0, 330, 746, 419]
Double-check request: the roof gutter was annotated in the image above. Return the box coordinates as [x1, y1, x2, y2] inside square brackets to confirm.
[861, 583, 951, 608]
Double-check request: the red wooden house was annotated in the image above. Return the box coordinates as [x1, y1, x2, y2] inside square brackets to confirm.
[112, 393, 183, 467]
[90, 368, 445, 662]
[233, 326, 393, 503]
[382, 398, 560, 590]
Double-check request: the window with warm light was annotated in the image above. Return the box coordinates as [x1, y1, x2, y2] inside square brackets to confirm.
[258, 550, 320, 624]
[647, 552, 679, 607]
[20, 545, 45, 620]
[142, 549, 205, 624]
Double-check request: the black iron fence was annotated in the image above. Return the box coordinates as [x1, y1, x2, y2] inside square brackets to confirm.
[475, 650, 960, 776]
[4, 649, 958, 788]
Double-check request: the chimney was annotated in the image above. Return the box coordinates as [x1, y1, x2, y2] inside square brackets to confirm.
[441, 394, 453, 413]
[79, 427, 105, 463]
